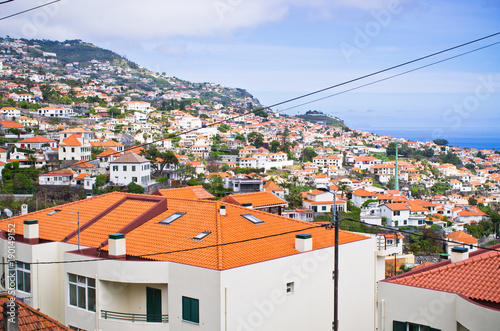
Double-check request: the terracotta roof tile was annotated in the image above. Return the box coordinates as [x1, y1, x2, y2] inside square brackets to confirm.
[153, 185, 214, 200]
[220, 191, 288, 208]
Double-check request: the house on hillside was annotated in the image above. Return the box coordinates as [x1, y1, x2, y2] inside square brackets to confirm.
[110, 152, 151, 187]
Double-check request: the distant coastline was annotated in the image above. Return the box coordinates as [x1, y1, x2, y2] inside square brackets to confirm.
[363, 127, 500, 150]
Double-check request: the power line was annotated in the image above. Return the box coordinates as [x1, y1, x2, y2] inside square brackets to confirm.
[114, 31, 500, 155]
[0, 0, 60, 21]
[1, 224, 324, 265]
[342, 216, 500, 254]
[278, 41, 500, 113]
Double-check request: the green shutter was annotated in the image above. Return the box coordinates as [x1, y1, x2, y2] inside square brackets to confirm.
[182, 296, 199, 323]
[393, 321, 407, 331]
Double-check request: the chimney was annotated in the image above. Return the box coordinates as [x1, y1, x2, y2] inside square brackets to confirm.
[20, 204, 28, 215]
[295, 234, 313, 252]
[2, 300, 18, 331]
[242, 203, 253, 209]
[23, 220, 39, 244]
[108, 233, 126, 259]
[220, 205, 226, 216]
[450, 246, 469, 263]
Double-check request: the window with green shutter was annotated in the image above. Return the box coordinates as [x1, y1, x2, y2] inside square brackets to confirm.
[182, 296, 199, 324]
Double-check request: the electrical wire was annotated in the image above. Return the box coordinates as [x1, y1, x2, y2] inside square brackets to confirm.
[0, 0, 60, 21]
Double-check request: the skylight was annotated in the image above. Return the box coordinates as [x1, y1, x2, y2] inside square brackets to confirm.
[192, 231, 211, 241]
[158, 212, 185, 225]
[241, 214, 265, 225]
[47, 209, 61, 216]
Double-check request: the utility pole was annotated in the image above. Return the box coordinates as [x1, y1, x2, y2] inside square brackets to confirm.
[333, 191, 339, 331]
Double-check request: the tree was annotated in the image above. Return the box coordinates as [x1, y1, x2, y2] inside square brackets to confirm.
[141, 146, 178, 178]
[12, 173, 36, 194]
[108, 107, 121, 117]
[439, 152, 460, 165]
[127, 181, 144, 194]
[433, 139, 449, 146]
[176, 163, 196, 184]
[468, 197, 478, 206]
[219, 164, 230, 172]
[269, 140, 280, 153]
[247, 132, 264, 148]
[301, 147, 317, 163]
[218, 124, 230, 133]
[207, 175, 227, 198]
[280, 126, 291, 154]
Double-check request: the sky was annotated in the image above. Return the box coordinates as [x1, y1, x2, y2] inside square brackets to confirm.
[1, 0, 500, 144]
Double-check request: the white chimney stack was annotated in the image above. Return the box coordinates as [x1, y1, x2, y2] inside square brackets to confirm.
[220, 205, 226, 216]
[450, 246, 469, 263]
[108, 233, 126, 258]
[295, 234, 313, 252]
[23, 220, 39, 244]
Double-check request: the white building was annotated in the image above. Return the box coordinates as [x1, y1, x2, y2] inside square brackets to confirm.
[0, 192, 387, 331]
[126, 101, 151, 112]
[110, 152, 151, 187]
[39, 169, 76, 186]
[37, 106, 74, 118]
[59, 134, 92, 161]
[378, 246, 500, 331]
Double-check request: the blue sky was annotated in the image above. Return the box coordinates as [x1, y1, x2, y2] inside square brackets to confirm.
[1, 0, 500, 142]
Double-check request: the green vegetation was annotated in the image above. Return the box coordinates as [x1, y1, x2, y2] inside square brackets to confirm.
[296, 111, 346, 128]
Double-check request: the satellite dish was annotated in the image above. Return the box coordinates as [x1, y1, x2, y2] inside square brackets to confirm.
[3, 209, 12, 218]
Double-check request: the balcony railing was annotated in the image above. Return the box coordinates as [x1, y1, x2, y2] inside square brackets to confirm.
[101, 310, 169, 323]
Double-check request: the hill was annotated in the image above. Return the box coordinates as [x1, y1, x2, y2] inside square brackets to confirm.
[296, 110, 346, 128]
[23, 39, 136, 68]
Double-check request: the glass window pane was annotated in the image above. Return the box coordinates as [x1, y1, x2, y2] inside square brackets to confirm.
[88, 288, 96, 312]
[77, 276, 86, 284]
[24, 273, 30, 293]
[69, 274, 76, 283]
[69, 284, 77, 306]
[24, 263, 30, 271]
[87, 278, 95, 287]
[77, 286, 86, 309]
[16, 270, 24, 291]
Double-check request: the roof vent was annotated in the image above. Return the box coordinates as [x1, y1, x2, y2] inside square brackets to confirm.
[242, 203, 253, 209]
[450, 246, 469, 263]
[109, 233, 126, 259]
[220, 205, 226, 216]
[47, 209, 61, 216]
[193, 231, 211, 241]
[295, 234, 312, 252]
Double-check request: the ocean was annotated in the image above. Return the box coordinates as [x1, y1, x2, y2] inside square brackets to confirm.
[362, 127, 500, 150]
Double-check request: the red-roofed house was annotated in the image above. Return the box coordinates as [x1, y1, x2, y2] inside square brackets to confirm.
[14, 136, 57, 150]
[58, 134, 92, 161]
[302, 189, 347, 213]
[378, 245, 500, 331]
[352, 189, 378, 207]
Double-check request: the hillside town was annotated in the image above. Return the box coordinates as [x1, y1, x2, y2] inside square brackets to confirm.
[0, 38, 499, 330]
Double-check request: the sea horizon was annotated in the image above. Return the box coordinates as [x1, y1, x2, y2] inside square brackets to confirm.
[359, 127, 500, 151]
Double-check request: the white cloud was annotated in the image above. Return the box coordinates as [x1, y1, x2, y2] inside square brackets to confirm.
[0, 0, 408, 41]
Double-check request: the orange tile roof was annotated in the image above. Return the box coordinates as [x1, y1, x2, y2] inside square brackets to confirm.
[97, 148, 121, 158]
[60, 134, 82, 147]
[383, 203, 410, 211]
[153, 185, 214, 200]
[446, 230, 478, 244]
[0, 120, 23, 129]
[0, 193, 369, 270]
[17, 136, 56, 143]
[263, 180, 282, 192]
[352, 189, 377, 197]
[220, 191, 288, 208]
[0, 294, 71, 330]
[389, 249, 500, 303]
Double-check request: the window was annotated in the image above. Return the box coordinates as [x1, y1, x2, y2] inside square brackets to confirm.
[393, 211, 400, 216]
[10, 261, 30, 293]
[48, 209, 61, 216]
[123, 166, 127, 171]
[322, 206, 327, 211]
[182, 296, 199, 323]
[241, 214, 265, 225]
[418, 220, 425, 225]
[69, 274, 96, 312]
[132, 165, 136, 171]
[158, 212, 186, 225]
[286, 282, 294, 294]
[112, 166, 118, 171]
[71, 147, 75, 153]
[193, 231, 211, 241]
[132, 177, 137, 183]
[393, 321, 441, 331]
[403, 220, 407, 225]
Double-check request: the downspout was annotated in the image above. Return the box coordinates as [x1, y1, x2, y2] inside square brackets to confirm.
[95, 273, 99, 331]
[37, 258, 40, 309]
[225, 287, 228, 331]
[382, 299, 386, 331]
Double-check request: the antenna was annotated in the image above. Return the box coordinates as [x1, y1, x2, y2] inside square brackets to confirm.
[3, 209, 12, 218]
